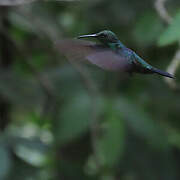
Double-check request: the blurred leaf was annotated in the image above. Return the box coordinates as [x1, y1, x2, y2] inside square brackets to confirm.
[0, 135, 49, 167]
[42, 66, 104, 99]
[6, 156, 40, 180]
[134, 12, 164, 46]
[0, 146, 11, 179]
[86, 98, 124, 177]
[115, 97, 168, 149]
[9, 5, 61, 40]
[167, 127, 180, 149]
[14, 138, 49, 167]
[158, 10, 180, 46]
[42, 66, 85, 99]
[56, 91, 93, 144]
[0, 70, 45, 107]
[58, 12, 76, 30]
[0, 0, 78, 6]
[96, 99, 125, 168]
[0, 0, 36, 5]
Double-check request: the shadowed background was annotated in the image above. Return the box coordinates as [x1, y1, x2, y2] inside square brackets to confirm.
[0, 0, 180, 179]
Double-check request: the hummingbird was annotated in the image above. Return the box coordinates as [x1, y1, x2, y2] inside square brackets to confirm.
[56, 30, 173, 78]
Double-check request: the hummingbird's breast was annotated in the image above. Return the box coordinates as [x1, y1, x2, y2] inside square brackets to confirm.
[116, 48, 134, 64]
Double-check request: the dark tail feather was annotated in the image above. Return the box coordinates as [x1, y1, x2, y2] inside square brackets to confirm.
[151, 67, 174, 78]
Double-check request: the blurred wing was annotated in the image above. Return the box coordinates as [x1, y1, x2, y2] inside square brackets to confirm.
[55, 39, 105, 61]
[55, 39, 130, 71]
[87, 51, 130, 71]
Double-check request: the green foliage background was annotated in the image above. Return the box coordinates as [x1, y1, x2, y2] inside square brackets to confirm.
[0, 0, 180, 179]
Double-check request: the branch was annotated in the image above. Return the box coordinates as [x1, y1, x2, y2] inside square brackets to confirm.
[155, 0, 172, 24]
[0, 0, 78, 6]
[155, 0, 180, 90]
[165, 48, 180, 90]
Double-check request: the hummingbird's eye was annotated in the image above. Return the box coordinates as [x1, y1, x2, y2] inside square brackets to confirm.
[100, 33, 106, 38]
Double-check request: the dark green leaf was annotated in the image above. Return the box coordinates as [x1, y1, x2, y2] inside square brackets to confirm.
[134, 12, 164, 46]
[115, 97, 168, 149]
[0, 146, 11, 179]
[158, 10, 180, 46]
[56, 91, 92, 144]
[96, 99, 125, 168]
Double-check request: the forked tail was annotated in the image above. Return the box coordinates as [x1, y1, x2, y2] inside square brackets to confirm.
[151, 67, 174, 78]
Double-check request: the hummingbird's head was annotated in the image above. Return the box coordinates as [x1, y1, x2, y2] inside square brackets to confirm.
[77, 30, 119, 45]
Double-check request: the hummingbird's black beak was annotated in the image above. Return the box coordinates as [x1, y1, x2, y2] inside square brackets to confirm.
[77, 33, 98, 39]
